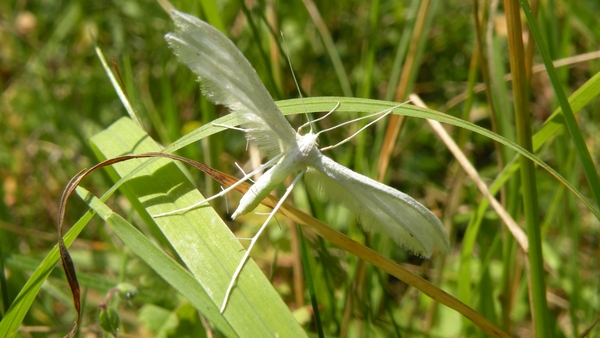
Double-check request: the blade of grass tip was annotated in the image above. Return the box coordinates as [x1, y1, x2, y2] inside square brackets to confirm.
[520, 0, 600, 212]
[297, 225, 324, 338]
[302, 0, 353, 97]
[504, 0, 549, 336]
[90, 32, 145, 129]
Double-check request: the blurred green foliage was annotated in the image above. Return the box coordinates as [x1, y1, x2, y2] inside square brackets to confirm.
[1, 0, 599, 336]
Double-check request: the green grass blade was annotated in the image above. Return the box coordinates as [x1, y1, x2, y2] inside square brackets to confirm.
[504, 1, 548, 335]
[91, 32, 144, 129]
[458, 69, 600, 301]
[89, 117, 306, 336]
[533, 69, 600, 151]
[275, 97, 598, 219]
[0, 209, 94, 337]
[520, 0, 600, 212]
[198, 0, 225, 32]
[74, 186, 236, 336]
[297, 226, 323, 337]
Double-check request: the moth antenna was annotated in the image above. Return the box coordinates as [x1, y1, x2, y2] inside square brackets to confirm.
[297, 102, 340, 132]
[280, 31, 311, 134]
[317, 108, 389, 136]
[319, 102, 406, 152]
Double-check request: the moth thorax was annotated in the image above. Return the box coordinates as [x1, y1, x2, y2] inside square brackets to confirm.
[296, 132, 319, 156]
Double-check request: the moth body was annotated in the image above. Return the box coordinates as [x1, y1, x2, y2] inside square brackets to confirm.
[232, 131, 320, 219]
[166, 9, 450, 257]
[163, 9, 453, 312]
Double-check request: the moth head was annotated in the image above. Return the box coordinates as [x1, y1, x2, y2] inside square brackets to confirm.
[296, 131, 320, 156]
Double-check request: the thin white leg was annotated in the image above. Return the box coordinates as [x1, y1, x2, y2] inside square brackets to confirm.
[153, 152, 285, 218]
[220, 170, 306, 313]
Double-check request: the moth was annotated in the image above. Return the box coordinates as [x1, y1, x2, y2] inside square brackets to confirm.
[157, 10, 450, 312]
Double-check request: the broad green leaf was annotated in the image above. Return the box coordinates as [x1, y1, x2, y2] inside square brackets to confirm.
[88, 117, 306, 337]
[75, 185, 235, 336]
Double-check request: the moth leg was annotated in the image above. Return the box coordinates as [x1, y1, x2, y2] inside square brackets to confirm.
[220, 170, 305, 313]
[212, 123, 251, 151]
[153, 152, 284, 218]
[220, 186, 229, 214]
[211, 122, 249, 132]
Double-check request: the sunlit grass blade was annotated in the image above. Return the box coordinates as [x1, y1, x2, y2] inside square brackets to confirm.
[276, 97, 599, 219]
[91, 31, 145, 129]
[74, 186, 236, 336]
[0, 207, 94, 337]
[88, 117, 306, 336]
[520, 0, 600, 212]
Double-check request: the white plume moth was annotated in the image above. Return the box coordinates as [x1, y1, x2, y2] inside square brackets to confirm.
[157, 10, 450, 313]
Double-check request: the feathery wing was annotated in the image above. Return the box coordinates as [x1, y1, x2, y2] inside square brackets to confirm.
[165, 10, 296, 155]
[307, 155, 450, 257]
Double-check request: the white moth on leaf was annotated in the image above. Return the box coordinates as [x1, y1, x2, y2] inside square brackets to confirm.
[158, 10, 450, 312]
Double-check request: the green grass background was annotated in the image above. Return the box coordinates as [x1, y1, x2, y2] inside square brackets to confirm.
[1, 0, 599, 336]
